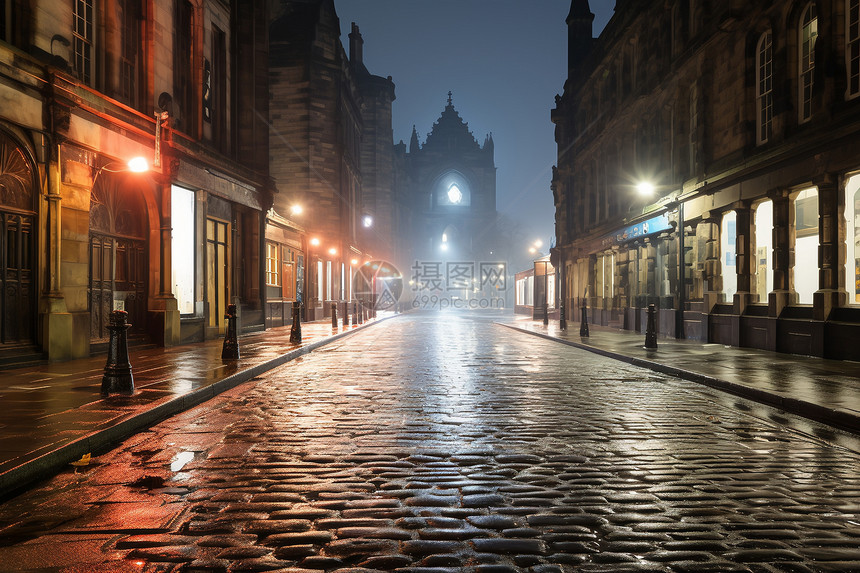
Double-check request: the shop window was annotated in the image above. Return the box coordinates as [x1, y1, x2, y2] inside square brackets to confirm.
[757, 31, 774, 144]
[316, 260, 323, 302]
[794, 187, 819, 303]
[547, 271, 556, 309]
[845, 175, 860, 304]
[655, 240, 670, 298]
[848, 0, 860, 98]
[721, 211, 737, 300]
[799, 3, 818, 123]
[171, 186, 195, 315]
[754, 200, 774, 302]
[265, 242, 281, 287]
[602, 252, 615, 305]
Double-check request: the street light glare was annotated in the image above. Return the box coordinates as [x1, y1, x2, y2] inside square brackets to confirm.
[310, 237, 320, 246]
[290, 205, 303, 215]
[637, 181, 655, 196]
[127, 157, 148, 173]
[363, 215, 373, 228]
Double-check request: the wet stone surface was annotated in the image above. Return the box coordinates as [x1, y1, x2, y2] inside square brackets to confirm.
[0, 314, 858, 572]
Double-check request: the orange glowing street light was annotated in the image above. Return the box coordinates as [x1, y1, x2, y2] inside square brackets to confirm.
[127, 156, 149, 173]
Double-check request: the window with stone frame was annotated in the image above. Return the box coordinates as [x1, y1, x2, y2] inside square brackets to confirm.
[119, 0, 140, 107]
[757, 30, 774, 144]
[73, 0, 94, 85]
[799, 2, 818, 123]
[266, 242, 281, 287]
[689, 84, 699, 177]
[174, 0, 195, 135]
[847, 0, 860, 99]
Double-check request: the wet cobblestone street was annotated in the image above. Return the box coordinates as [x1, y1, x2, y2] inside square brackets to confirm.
[0, 314, 858, 572]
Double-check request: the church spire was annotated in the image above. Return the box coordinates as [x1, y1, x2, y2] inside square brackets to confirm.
[409, 125, 420, 154]
[566, 0, 594, 80]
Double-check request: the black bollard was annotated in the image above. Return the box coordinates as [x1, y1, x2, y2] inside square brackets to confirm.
[645, 303, 658, 349]
[289, 300, 302, 343]
[559, 299, 567, 331]
[221, 304, 240, 359]
[331, 302, 338, 328]
[101, 310, 134, 395]
[358, 304, 364, 324]
[353, 301, 359, 325]
[580, 303, 589, 337]
[543, 302, 549, 326]
[342, 301, 348, 328]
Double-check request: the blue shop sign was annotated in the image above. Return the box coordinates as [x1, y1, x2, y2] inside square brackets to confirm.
[601, 213, 672, 247]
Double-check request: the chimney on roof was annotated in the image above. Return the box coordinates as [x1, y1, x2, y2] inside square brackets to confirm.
[349, 22, 363, 66]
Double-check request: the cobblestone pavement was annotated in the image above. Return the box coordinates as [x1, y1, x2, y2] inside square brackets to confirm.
[0, 313, 858, 573]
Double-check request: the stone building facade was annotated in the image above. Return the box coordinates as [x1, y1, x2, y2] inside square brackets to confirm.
[552, 0, 860, 360]
[0, 0, 272, 365]
[267, 1, 394, 322]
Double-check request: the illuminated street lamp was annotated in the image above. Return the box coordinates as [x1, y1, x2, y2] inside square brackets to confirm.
[127, 156, 149, 173]
[636, 181, 655, 197]
[290, 205, 303, 216]
[96, 156, 150, 177]
[362, 215, 373, 228]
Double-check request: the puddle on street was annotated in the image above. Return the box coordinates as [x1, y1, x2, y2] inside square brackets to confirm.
[169, 451, 195, 472]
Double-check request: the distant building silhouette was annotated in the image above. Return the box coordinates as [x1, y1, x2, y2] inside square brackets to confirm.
[397, 94, 498, 265]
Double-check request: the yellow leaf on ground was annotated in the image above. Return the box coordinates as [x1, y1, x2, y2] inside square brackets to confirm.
[70, 453, 92, 467]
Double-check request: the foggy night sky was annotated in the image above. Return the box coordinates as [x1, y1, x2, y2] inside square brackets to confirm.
[336, 1, 615, 262]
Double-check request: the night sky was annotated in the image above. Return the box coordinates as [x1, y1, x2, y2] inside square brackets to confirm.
[336, 0, 615, 262]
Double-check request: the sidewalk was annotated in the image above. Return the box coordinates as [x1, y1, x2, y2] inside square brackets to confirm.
[0, 315, 388, 499]
[501, 315, 860, 437]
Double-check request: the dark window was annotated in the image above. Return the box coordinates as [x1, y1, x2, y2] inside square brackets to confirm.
[119, 0, 140, 107]
[174, 0, 194, 135]
[74, 0, 94, 85]
[211, 26, 228, 154]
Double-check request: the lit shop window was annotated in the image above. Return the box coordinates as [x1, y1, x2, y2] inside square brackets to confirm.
[794, 187, 819, 303]
[266, 243, 281, 287]
[845, 174, 860, 304]
[721, 211, 737, 301]
[755, 200, 774, 303]
[171, 185, 195, 315]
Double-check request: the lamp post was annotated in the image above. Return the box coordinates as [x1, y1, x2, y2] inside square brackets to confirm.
[94, 157, 150, 395]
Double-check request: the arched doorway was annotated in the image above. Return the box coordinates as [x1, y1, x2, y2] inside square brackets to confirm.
[0, 131, 36, 344]
[89, 171, 148, 340]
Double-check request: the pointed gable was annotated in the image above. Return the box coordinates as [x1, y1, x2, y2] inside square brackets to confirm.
[422, 92, 481, 154]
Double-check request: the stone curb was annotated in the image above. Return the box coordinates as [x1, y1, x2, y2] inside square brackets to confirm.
[0, 318, 389, 499]
[499, 322, 860, 436]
